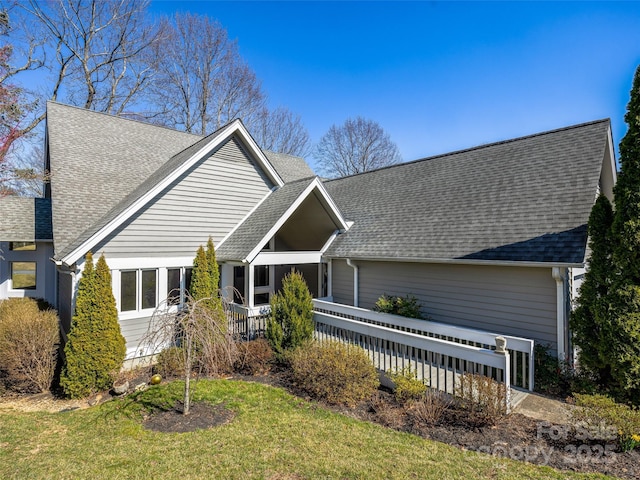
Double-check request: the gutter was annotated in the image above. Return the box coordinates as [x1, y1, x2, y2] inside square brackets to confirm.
[552, 267, 567, 361]
[346, 258, 359, 307]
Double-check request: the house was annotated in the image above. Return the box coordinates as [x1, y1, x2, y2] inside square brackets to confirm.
[0, 102, 617, 362]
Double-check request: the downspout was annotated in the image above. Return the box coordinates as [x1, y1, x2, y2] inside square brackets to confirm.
[346, 258, 359, 307]
[552, 267, 566, 361]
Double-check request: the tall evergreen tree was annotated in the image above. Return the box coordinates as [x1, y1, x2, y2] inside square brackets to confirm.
[60, 253, 125, 398]
[607, 65, 640, 402]
[571, 195, 614, 382]
[189, 245, 212, 302]
[205, 236, 224, 314]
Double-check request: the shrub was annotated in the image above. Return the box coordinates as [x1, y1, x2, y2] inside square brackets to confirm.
[234, 339, 274, 375]
[154, 346, 186, 378]
[455, 373, 508, 426]
[534, 343, 598, 397]
[409, 389, 452, 425]
[0, 298, 60, 393]
[373, 294, 425, 319]
[572, 394, 640, 452]
[388, 365, 426, 404]
[61, 253, 126, 398]
[289, 341, 379, 406]
[266, 271, 314, 356]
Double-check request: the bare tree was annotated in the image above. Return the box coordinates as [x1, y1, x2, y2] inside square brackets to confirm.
[149, 12, 265, 135]
[21, 0, 160, 119]
[141, 292, 238, 415]
[314, 117, 402, 178]
[250, 106, 311, 157]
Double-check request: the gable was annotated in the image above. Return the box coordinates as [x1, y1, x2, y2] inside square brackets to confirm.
[95, 135, 275, 258]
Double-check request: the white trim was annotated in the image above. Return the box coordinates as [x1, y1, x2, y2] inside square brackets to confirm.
[103, 256, 194, 270]
[244, 178, 350, 263]
[320, 230, 340, 253]
[252, 251, 323, 266]
[62, 120, 284, 266]
[552, 267, 567, 360]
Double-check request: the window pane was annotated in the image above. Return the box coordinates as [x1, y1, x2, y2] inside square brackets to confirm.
[254, 292, 270, 305]
[184, 268, 193, 297]
[233, 266, 245, 304]
[167, 268, 181, 306]
[141, 269, 157, 310]
[121, 271, 137, 311]
[11, 262, 36, 289]
[9, 242, 36, 251]
[254, 265, 269, 287]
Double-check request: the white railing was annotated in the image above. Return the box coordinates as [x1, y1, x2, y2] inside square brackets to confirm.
[314, 310, 512, 411]
[313, 299, 534, 391]
[227, 303, 269, 339]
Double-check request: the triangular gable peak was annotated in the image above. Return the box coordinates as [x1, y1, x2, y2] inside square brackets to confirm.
[61, 119, 284, 266]
[218, 177, 350, 266]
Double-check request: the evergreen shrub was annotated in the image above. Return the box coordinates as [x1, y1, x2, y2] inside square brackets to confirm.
[289, 341, 379, 406]
[0, 297, 60, 393]
[373, 294, 425, 319]
[388, 365, 427, 404]
[266, 270, 314, 356]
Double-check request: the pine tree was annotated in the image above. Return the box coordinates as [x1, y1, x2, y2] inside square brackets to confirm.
[266, 270, 314, 355]
[60, 253, 125, 398]
[205, 236, 224, 315]
[606, 65, 640, 402]
[571, 195, 614, 383]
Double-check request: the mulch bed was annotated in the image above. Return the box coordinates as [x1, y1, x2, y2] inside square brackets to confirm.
[143, 401, 235, 433]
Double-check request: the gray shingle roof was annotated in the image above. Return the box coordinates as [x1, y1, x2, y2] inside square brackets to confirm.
[47, 102, 201, 259]
[323, 120, 610, 264]
[46, 103, 315, 261]
[264, 151, 315, 183]
[0, 197, 52, 241]
[217, 177, 316, 261]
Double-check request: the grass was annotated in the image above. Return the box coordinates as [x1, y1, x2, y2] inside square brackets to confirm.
[0, 380, 613, 480]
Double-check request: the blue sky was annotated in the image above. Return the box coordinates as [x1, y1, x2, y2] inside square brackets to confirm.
[150, 1, 640, 169]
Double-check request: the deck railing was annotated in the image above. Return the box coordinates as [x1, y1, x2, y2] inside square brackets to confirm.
[312, 299, 535, 391]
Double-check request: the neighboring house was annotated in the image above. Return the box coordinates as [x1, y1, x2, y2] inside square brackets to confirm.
[0, 102, 616, 362]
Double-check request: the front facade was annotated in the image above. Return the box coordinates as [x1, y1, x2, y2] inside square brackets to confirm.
[0, 102, 617, 361]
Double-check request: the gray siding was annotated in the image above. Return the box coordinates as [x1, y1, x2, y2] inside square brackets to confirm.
[331, 259, 354, 306]
[120, 314, 153, 359]
[99, 137, 273, 257]
[332, 260, 558, 349]
[57, 271, 73, 333]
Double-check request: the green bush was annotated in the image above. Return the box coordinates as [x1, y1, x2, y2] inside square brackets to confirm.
[266, 271, 314, 356]
[234, 339, 274, 375]
[0, 298, 60, 393]
[373, 294, 425, 319]
[289, 341, 379, 406]
[455, 373, 508, 426]
[534, 343, 598, 397]
[61, 253, 126, 398]
[572, 394, 640, 452]
[387, 365, 426, 404]
[154, 346, 186, 378]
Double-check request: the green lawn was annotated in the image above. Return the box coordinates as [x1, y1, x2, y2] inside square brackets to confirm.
[0, 380, 612, 480]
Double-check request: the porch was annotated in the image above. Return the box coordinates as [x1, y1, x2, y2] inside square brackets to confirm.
[228, 298, 535, 411]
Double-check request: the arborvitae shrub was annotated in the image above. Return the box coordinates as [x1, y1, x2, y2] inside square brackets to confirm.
[60, 253, 126, 398]
[289, 341, 379, 406]
[266, 270, 314, 356]
[0, 297, 60, 393]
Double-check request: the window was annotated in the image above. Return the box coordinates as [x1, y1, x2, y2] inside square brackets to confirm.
[254, 292, 270, 305]
[184, 268, 193, 296]
[9, 242, 36, 251]
[254, 265, 269, 287]
[167, 268, 181, 306]
[11, 262, 36, 289]
[141, 270, 157, 310]
[233, 266, 245, 304]
[120, 269, 157, 312]
[120, 271, 137, 312]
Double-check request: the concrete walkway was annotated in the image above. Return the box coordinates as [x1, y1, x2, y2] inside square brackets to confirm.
[512, 391, 574, 424]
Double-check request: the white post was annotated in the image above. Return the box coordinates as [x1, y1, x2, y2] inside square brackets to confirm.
[552, 267, 566, 361]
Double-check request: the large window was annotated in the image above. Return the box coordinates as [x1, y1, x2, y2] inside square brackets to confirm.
[120, 269, 158, 312]
[9, 242, 36, 251]
[166, 267, 192, 306]
[11, 262, 36, 289]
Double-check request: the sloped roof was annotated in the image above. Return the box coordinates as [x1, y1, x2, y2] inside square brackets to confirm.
[323, 119, 611, 265]
[216, 177, 316, 261]
[264, 151, 315, 183]
[46, 102, 315, 262]
[0, 197, 52, 241]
